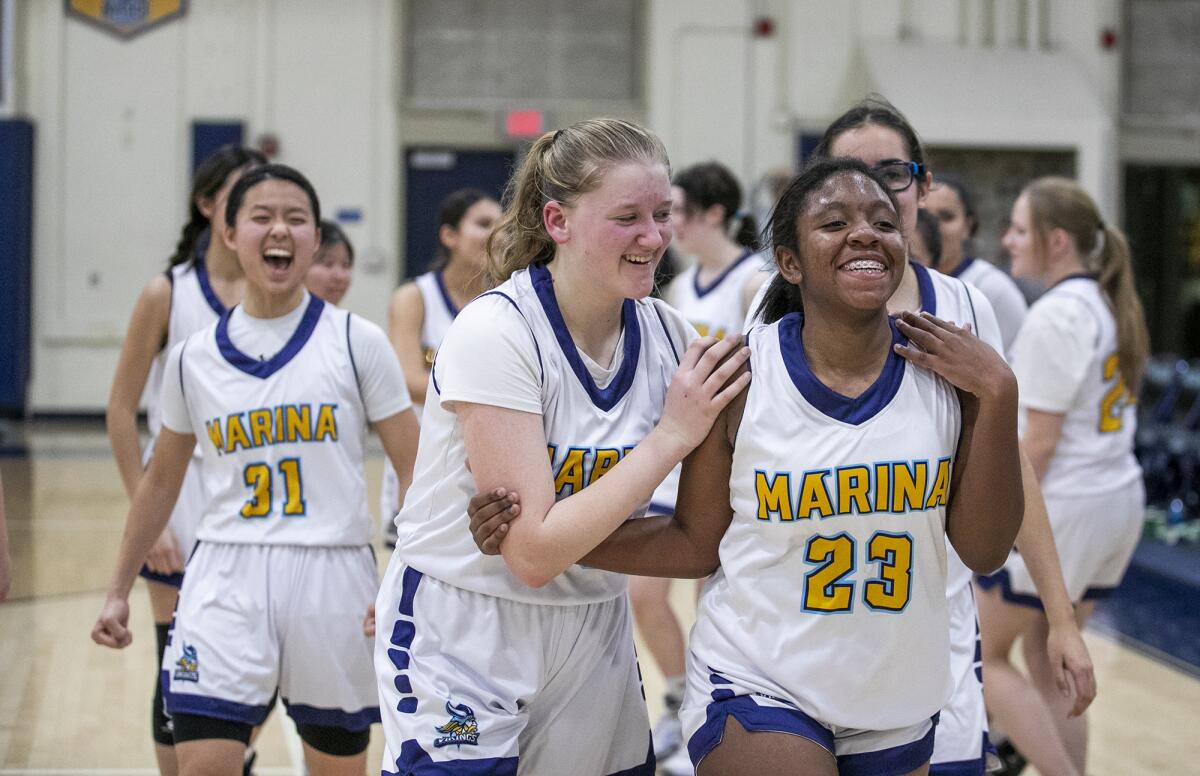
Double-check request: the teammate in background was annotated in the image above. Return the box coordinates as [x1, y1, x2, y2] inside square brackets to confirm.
[910, 208, 942, 269]
[635, 161, 764, 772]
[305, 220, 354, 305]
[93, 164, 420, 776]
[471, 158, 1026, 775]
[924, 175, 1028, 352]
[104, 145, 264, 776]
[374, 119, 749, 775]
[378, 189, 501, 543]
[977, 177, 1151, 776]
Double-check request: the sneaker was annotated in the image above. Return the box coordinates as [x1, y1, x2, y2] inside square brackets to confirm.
[989, 738, 1027, 775]
[651, 711, 683, 759]
[659, 742, 694, 776]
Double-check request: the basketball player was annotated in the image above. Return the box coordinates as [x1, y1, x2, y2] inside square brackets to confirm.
[742, 99, 1095, 774]
[923, 175, 1028, 352]
[976, 178, 1150, 776]
[105, 145, 264, 776]
[93, 164, 420, 776]
[635, 161, 764, 772]
[471, 158, 1025, 775]
[378, 189, 501, 543]
[304, 220, 354, 306]
[373, 118, 750, 776]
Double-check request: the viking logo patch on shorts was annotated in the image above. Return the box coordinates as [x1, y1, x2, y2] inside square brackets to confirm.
[433, 700, 479, 748]
[173, 643, 200, 682]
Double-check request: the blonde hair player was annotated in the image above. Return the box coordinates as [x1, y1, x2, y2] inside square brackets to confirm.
[93, 164, 420, 776]
[105, 144, 263, 776]
[976, 177, 1151, 776]
[373, 118, 749, 775]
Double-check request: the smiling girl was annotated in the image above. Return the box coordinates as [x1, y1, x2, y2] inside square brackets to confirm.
[373, 118, 749, 775]
[93, 164, 420, 776]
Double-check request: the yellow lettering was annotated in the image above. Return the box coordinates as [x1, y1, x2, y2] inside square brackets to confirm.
[314, 404, 338, 441]
[836, 466, 872, 514]
[554, 448, 587, 495]
[248, 409, 272, 448]
[891, 461, 928, 512]
[925, 459, 951, 508]
[286, 405, 312, 442]
[797, 470, 833, 519]
[874, 463, 890, 512]
[205, 419, 224, 454]
[591, 448, 621, 484]
[755, 471, 793, 521]
[225, 414, 250, 452]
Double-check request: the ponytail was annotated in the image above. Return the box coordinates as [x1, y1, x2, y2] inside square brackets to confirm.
[1023, 176, 1151, 390]
[732, 211, 759, 250]
[755, 268, 804, 324]
[1097, 224, 1150, 389]
[487, 132, 559, 284]
[168, 145, 266, 267]
[487, 118, 671, 285]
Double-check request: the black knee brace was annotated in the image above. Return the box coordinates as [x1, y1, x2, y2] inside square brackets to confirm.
[295, 722, 371, 757]
[151, 623, 174, 746]
[172, 714, 253, 745]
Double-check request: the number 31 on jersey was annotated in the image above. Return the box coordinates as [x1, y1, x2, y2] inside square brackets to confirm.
[240, 458, 307, 518]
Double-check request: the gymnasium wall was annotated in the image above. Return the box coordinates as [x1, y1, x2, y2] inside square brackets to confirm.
[10, 0, 1124, 412]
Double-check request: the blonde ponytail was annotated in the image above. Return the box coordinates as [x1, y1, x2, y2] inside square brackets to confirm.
[1097, 223, 1150, 389]
[1024, 177, 1150, 389]
[485, 118, 671, 285]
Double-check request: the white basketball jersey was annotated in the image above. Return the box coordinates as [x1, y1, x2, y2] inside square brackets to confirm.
[664, 249, 759, 339]
[178, 296, 373, 546]
[951, 257, 1027, 354]
[394, 263, 689, 605]
[691, 313, 959, 730]
[414, 271, 459, 370]
[145, 251, 228, 446]
[1018, 277, 1141, 497]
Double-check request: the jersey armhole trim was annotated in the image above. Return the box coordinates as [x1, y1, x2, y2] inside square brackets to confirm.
[345, 311, 367, 407]
[478, 290, 545, 385]
[178, 336, 189, 404]
[160, 268, 175, 353]
[652, 302, 682, 365]
[958, 278, 980, 337]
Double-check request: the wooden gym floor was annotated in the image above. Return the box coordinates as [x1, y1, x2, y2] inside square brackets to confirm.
[1, 423, 1197, 775]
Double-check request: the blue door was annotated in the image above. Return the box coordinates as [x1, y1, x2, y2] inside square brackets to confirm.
[404, 147, 515, 280]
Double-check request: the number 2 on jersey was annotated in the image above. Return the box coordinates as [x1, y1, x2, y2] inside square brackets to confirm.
[803, 531, 913, 613]
[240, 458, 307, 518]
[1099, 353, 1134, 433]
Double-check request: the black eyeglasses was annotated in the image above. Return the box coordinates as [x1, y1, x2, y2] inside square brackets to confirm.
[873, 161, 925, 192]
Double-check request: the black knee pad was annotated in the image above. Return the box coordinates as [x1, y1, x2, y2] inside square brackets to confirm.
[172, 714, 253, 746]
[151, 623, 174, 746]
[295, 722, 370, 757]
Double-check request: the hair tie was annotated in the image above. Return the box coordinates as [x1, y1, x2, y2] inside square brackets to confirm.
[1097, 220, 1106, 231]
[553, 129, 564, 143]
